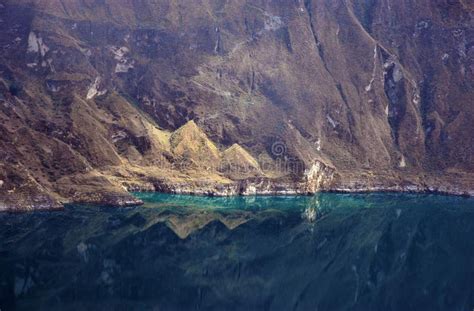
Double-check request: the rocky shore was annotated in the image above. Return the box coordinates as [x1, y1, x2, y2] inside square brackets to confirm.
[133, 176, 474, 199]
[2, 176, 472, 212]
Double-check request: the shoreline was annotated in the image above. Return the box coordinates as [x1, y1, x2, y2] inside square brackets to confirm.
[133, 187, 473, 199]
[2, 184, 472, 214]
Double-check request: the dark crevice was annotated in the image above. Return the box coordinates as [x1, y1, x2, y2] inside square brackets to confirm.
[304, 0, 330, 74]
[250, 68, 255, 94]
[419, 67, 438, 155]
[419, 67, 435, 126]
[336, 83, 357, 143]
[381, 50, 407, 147]
[336, 83, 349, 107]
[214, 26, 223, 55]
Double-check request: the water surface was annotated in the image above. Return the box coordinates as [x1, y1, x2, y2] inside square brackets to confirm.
[1, 193, 473, 310]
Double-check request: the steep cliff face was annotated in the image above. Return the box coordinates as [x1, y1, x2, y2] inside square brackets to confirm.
[0, 0, 473, 210]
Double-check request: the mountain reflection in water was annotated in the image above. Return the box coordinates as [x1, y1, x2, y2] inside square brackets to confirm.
[1, 193, 473, 311]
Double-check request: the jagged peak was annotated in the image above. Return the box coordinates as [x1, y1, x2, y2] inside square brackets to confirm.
[224, 143, 244, 153]
[170, 120, 220, 160]
[178, 119, 198, 130]
[172, 120, 204, 139]
[222, 143, 260, 171]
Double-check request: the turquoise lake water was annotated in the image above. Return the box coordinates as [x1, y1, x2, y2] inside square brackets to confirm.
[1, 193, 473, 310]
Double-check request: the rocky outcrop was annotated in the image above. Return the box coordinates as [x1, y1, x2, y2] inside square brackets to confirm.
[135, 160, 337, 196]
[151, 177, 323, 197]
[331, 171, 474, 197]
[0, 192, 62, 213]
[303, 161, 337, 193]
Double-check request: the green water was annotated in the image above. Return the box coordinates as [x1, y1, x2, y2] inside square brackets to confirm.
[135, 191, 470, 210]
[1, 193, 473, 310]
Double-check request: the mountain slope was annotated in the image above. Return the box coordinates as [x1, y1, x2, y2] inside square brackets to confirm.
[0, 0, 473, 211]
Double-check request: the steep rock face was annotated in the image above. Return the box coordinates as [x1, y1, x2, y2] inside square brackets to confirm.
[0, 0, 473, 210]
